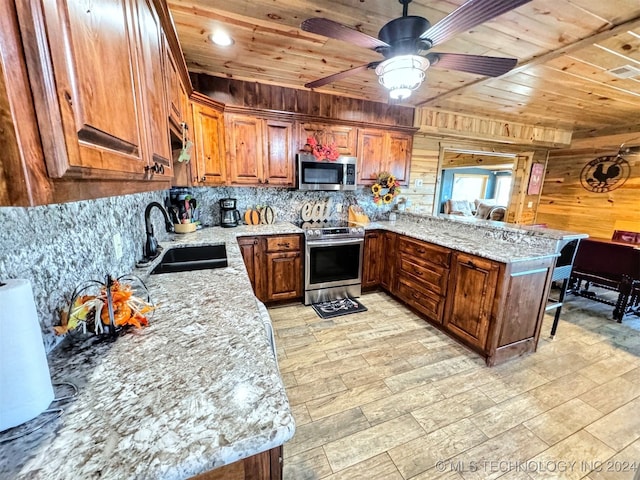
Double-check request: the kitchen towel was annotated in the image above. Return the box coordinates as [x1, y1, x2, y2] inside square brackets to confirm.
[0, 279, 54, 431]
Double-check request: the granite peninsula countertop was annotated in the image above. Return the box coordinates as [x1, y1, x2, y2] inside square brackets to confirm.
[0, 223, 301, 480]
[367, 217, 566, 263]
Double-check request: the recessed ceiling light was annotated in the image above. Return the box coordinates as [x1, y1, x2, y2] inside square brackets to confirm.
[209, 31, 234, 47]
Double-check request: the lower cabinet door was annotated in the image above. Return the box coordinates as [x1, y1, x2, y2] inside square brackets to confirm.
[237, 236, 264, 301]
[265, 251, 302, 301]
[444, 253, 500, 351]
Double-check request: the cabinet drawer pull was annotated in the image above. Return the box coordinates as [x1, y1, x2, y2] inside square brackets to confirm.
[466, 260, 477, 269]
[417, 248, 426, 254]
[278, 242, 291, 248]
[413, 268, 423, 276]
[253, 239, 258, 245]
[412, 293, 421, 300]
[201, 176, 207, 182]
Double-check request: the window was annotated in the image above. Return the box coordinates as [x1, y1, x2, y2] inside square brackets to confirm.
[452, 174, 488, 202]
[495, 176, 512, 205]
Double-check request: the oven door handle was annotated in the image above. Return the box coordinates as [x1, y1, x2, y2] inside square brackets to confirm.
[306, 238, 364, 248]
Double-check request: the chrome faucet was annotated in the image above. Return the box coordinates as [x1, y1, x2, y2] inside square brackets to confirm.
[143, 202, 174, 260]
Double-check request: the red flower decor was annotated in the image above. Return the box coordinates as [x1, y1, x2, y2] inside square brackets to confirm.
[305, 136, 340, 161]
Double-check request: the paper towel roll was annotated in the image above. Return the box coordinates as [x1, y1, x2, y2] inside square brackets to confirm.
[0, 279, 54, 431]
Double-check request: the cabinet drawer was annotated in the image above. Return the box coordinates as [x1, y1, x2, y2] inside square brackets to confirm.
[398, 254, 448, 295]
[265, 235, 301, 252]
[398, 237, 451, 268]
[397, 275, 445, 323]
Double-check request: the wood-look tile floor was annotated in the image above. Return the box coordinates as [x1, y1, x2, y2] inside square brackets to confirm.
[269, 291, 640, 480]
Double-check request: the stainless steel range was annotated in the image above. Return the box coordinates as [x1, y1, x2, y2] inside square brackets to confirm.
[301, 222, 365, 305]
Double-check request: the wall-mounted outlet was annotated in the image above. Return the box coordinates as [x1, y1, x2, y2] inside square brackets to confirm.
[414, 179, 424, 188]
[527, 201, 533, 208]
[113, 232, 123, 260]
[336, 203, 343, 213]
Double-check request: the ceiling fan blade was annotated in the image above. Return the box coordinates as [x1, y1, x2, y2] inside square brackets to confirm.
[420, 0, 532, 47]
[304, 62, 380, 89]
[427, 53, 517, 77]
[301, 18, 389, 50]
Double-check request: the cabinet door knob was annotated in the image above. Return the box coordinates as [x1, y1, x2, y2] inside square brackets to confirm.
[201, 176, 207, 182]
[466, 260, 477, 269]
[265, 179, 269, 184]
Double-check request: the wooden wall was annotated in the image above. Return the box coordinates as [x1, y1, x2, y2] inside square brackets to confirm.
[536, 133, 640, 238]
[191, 74, 414, 128]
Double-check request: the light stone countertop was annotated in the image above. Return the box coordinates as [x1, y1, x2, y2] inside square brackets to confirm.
[367, 218, 562, 263]
[0, 223, 301, 480]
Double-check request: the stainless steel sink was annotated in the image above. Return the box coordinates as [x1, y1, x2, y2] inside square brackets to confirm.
[151, 245, 228, 274]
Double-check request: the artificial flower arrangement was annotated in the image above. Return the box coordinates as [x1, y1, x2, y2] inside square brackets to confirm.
[303, 136, 340, 161]
[372, 171, 401, 205]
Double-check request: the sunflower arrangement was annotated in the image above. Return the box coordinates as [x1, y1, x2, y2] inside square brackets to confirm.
[372, 171, 401, 205]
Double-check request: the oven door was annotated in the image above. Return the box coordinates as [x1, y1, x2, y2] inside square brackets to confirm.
[305, 238, 364, 303]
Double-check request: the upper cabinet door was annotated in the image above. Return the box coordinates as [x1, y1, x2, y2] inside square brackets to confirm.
[32, 0, 148, 178]
[299, 123, 356, 156]
[227, 114, 264, 184]
[385, 132, 411, 184]
[133, 0, 171, 175]
[191, 100, 226, 185]
[263, 119, 294, 186]
[357, 128, 412, 185]
[357, 128, 386, 184]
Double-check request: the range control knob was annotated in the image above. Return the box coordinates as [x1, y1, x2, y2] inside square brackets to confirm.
[313, 229, 321, 237]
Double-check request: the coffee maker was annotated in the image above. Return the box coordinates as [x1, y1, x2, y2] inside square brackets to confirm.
[219, 198, 241, 228]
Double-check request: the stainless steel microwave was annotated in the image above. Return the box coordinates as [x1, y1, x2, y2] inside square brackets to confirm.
[297, 154, 357, 191]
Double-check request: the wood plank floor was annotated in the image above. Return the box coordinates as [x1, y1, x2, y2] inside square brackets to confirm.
[269, 291, 640, 480]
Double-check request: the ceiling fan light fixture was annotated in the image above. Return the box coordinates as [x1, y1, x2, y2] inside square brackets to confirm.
[375, 55, 429, 99]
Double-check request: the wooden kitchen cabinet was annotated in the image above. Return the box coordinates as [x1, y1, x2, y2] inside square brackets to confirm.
[227, 114, 263, 184]
[227, 114, 295, 186]
[238, 234, 303, 303]
[191, 94, 226, 185]
[299, 122, 357, 156]
[237, 236, 264, 299]
[4, 0, 192, 205]
[191, 445, 282, 480]
[395, 236, 451, 323]
[17, 0, 169, 181]
[443, 252, 500, 351]
[264, 235, 302, 302]
[380, 232, 397, 293]
[134, 0, 172, 177]
[357, 128, 412, 185]
[263, 119, 295, 185]
[380, 232, 555, 365]
[363, 231, 383, 288]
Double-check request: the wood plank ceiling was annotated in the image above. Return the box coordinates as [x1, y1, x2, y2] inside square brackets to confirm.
[168, 0, 640, 137]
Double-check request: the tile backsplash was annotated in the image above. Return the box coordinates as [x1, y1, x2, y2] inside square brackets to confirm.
[0, 186, 391, 352]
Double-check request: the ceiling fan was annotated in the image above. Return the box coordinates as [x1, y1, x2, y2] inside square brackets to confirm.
[301, 0, 532, 100]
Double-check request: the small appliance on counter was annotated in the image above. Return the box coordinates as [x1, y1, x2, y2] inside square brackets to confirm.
[220, 198, 241, 228]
